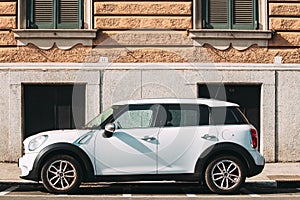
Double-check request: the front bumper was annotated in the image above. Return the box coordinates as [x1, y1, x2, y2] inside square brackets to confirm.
[18, 153, 39, 181]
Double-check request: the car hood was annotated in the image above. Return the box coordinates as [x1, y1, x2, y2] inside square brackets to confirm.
[23, 129, 103, 153]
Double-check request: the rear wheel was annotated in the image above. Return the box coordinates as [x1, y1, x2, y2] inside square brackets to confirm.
[205, 156, 245, 194]
[41, 155, 82, 194]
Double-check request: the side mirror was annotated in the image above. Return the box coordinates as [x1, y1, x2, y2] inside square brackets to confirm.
[103, 123, 115, 138]
[105, 123, 115, 133]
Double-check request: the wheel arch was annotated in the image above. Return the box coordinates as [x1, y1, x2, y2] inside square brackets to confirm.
[33, 143, 94, 181]
[195, 142, 255, 179]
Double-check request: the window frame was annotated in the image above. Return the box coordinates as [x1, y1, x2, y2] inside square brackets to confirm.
[18, 0, 93, 30]
[26, 0, 83, 29]
[15, 0, 96, 49]
[190, 0, 272, 50]
[193, 0, 268, 30]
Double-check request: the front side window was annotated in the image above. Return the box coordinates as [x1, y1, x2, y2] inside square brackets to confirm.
[113, 105, 156, 129]
[27, 0, 83, 29]
[202, 0, 257, 29]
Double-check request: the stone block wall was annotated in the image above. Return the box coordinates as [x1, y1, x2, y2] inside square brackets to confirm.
[0, 0, 299, 63]
[0, 1, 16, 46]
[94, 1, 192, 30]
[269, 0, 300, 47]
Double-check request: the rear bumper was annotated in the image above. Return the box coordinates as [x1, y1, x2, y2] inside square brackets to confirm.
[247, 163, 264, 177]
[247, 150, 265, 177]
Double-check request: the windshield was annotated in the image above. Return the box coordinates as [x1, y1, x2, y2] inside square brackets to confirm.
[84, 107, 113, 129]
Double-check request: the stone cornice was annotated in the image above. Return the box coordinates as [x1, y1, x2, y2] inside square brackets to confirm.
[189, 29, 273, 51]
[13, 29, 97, 50]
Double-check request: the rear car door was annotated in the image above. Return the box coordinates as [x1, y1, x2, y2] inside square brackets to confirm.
[156, 104, 219, 174]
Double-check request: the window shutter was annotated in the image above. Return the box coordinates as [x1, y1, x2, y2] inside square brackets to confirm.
[57, 0, 81, 29]
[233, 0, 253, 24]
[209, 0, 228, 24]
[33, 0, 54, 28]
[205, 0, 229, 29]
[203, 0, 257, 30]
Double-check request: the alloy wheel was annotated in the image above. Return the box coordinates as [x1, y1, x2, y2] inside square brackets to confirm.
[46, 159, 77, 191]
[211, 159, 241, 190]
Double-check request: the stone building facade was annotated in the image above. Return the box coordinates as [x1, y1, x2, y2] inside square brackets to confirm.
[0, 0, 299, 162]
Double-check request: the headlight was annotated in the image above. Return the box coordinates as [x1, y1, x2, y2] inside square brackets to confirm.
[28, 135, 48, 151]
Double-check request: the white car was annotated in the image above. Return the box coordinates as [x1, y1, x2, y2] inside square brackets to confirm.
[19, 98, 264, 194]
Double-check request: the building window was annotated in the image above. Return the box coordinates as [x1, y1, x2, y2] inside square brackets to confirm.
[202, 0, 257, 29]
[26, 0, 83, 29]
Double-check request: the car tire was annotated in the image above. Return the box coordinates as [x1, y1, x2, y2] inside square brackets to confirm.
[41, 155, 82, 194]
[205, 155, 246, 194]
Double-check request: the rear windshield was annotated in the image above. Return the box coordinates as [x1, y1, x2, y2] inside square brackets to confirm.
[210, 107, 249, 125]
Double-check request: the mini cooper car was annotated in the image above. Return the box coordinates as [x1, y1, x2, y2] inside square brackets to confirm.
[19, 98, 264, 194]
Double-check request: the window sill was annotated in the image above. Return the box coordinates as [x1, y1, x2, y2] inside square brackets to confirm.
[13, 29, 97, 50]
[189, 29, 273, 50]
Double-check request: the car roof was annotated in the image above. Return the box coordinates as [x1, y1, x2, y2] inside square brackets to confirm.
[113, 98, 239, 107]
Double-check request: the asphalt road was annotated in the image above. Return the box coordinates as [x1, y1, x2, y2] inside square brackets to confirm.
[0, 182, 299, 199]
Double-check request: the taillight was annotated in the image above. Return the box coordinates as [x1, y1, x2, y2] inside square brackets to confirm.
[250, 128, 258, 149]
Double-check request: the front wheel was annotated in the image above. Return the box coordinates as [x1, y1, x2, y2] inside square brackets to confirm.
[41, 155, 82, 194]
[205, 156, 246, 194]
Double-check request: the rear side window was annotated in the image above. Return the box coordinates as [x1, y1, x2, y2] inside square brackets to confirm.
[210, 107, 248, 125]
[159, 104, 209, 127]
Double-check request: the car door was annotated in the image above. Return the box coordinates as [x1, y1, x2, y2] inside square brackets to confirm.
[157, 104, 219, 174]
[94, 104, 160, 175]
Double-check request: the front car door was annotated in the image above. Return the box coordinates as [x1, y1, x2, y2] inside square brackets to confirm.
[94, 104, 160, 175]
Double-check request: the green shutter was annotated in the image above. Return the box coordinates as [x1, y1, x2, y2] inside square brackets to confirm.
[27, 0, 82, 29]
[233, 0, 255, 29]
[33, 0, 54, 28]
[203, 0, 257, 30]
[57, 0, 81, 29]
[208, 0, 229, 29]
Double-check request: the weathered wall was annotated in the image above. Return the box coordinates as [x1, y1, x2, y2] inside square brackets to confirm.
[0, 65, 101, 162]
[1, 64, 300, 162]
[277, 71, 300, 161]
[0, 71, 9, 161]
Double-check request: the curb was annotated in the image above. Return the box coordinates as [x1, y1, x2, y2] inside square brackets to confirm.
[246, 180, 300, 188]
[246, 180, 277, 188]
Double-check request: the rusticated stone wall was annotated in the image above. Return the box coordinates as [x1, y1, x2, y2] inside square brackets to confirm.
[94, 1, 192, 29]
[0, 0, 300, 63]
[0, 1, 16, 46]
[0, 44, 92, 62]
[269, 0, 300, 48]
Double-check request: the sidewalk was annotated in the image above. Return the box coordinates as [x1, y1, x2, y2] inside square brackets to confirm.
[0, 162, 299, 186]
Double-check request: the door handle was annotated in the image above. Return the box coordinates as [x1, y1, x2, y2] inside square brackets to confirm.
[141, 136, 156, 142]
[201, 134, 218, 140]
